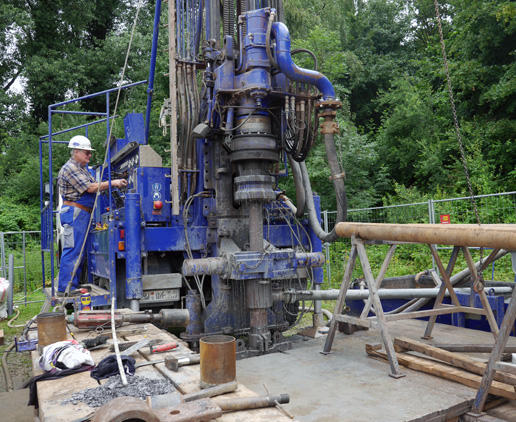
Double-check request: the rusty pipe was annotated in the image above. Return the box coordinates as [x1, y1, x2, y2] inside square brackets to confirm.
[336, 223, 516, 250]
[213, 394, 290, 412]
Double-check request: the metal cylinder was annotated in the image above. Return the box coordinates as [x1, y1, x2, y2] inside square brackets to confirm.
[125, 192, 143, 300]
[37, 311, 67, 351]
[279, 286, 513, 302]
[186, 290, 203, 336]
[335, 223, 516, 250]
[213, 394, 290, 411]
[158, 308, 190, 328]
[182, 257, 227, 276]
[200, 335, 236, 389]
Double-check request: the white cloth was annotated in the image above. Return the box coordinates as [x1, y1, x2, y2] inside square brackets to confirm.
[39, 340, 94, 372]
[0, 278, 9, 320]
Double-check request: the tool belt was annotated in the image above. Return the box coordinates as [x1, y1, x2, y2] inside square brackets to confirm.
[63, 200, 92, 214]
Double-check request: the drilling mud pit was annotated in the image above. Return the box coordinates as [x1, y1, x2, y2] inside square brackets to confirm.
[61, 375, 175, 408]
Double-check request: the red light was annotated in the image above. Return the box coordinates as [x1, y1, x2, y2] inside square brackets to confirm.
[120, 229, 125, 239]
[153, 201, 163, 210]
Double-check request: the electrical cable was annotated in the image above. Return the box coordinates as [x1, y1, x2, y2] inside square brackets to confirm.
[183, 191, 211, 308]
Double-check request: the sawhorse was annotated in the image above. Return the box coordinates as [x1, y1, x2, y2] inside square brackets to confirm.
[322, 235, 501, 378]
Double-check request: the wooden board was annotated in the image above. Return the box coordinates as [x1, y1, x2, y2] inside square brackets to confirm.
[32, 319, 293, 422]
[394, 336, 516, 386]
[366, 344, 516, 401]
[0, 328, 4, 345]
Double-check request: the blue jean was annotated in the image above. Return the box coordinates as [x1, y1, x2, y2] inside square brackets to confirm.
[57, 206, 91, 292]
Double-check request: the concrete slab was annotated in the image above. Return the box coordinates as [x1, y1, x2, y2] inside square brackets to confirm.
[0, 388, 34, 422]
[237, 320, 515, 422]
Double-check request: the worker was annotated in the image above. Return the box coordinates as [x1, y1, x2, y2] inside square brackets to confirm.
[56, 135, 127, 295]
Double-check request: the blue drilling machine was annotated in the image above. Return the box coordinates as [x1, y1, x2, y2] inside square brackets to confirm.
[40, 0, 346, 357]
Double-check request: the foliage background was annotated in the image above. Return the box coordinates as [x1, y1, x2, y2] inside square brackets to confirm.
[1, 0, 515, 230]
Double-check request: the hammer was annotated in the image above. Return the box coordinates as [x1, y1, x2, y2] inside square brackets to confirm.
[135, 355, 176, 369]
[168, 354, 201, 371]
[135, 353, 201, 370]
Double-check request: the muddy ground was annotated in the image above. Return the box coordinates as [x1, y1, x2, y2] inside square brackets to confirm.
[0, 334, 34, 392]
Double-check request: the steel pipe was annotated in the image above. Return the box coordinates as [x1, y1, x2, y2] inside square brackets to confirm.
[336, 223, 516, 250]
[182, 257, 227, 276]
[277, 286, 513, 302]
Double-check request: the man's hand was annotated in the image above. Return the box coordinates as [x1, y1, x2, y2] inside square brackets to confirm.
[113, 179, 128, 188]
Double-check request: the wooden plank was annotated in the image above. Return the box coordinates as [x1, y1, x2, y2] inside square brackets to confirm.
[366, 345, 516, 400]
[0, 328, 4, 345]
[394, 337, 516, 386]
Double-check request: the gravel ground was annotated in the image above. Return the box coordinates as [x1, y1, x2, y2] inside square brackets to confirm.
[62, 375, 176, 408]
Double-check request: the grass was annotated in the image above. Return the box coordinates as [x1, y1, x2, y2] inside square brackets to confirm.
[1, 290, 46, 345]
[0, 290, 47, 392]
[324, 240, 515, 289]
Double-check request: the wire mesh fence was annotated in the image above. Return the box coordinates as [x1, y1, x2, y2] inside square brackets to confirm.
[0, 231, 52, 299]
[322, 192, 516, 288]
[2, 192, 516, 296]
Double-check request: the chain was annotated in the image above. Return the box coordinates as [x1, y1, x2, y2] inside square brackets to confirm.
[433, 0, 484, 291]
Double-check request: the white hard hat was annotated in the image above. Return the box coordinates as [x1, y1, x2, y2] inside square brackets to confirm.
[68, 135, 95, 151]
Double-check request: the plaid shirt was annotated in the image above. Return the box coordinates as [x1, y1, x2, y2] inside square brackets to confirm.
[57, 158, 95, 201]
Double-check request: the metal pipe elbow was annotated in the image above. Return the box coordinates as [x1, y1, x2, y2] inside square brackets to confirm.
[271, 22, 336, 100]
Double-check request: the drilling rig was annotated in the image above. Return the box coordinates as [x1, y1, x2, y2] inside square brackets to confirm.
[40, 0, 346, 358]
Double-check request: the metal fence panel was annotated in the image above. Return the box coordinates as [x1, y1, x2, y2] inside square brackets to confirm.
[323, 192, 516, 287]
[3, 192, 516, 295]
[0, 231, 52, 297]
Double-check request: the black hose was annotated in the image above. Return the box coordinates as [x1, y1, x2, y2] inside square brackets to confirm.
[291, 48, 318, 71]
[287, 156, 306, 218]
[300, 161, 338, 243]
[2, 342, 15, 391]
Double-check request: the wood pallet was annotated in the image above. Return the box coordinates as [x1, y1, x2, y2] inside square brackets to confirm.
[366, 337, 516, 421]
[32, 319, 294, 422]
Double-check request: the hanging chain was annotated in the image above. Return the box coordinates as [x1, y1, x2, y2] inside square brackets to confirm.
[433, 0, 484, 291]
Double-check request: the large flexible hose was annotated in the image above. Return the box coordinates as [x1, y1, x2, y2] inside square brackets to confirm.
[287, 156, 306, 218]
[300, 144, 347, 243]
[300, 161, 338, 243]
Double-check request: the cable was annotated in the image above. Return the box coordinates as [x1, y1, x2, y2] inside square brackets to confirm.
[183, 191, 211, 308]
[434, 0, 484, 291]
[58, 1, 144, 309]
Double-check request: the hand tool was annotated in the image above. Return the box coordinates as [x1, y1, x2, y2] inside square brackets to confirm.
[168, 354, 200, 371]
[148, 381, 238, 408]
[120, 338, 150, 356]
[150, 341, 178, 353]
[135, 355, 176, 369]
[67, 309, 189, 329]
